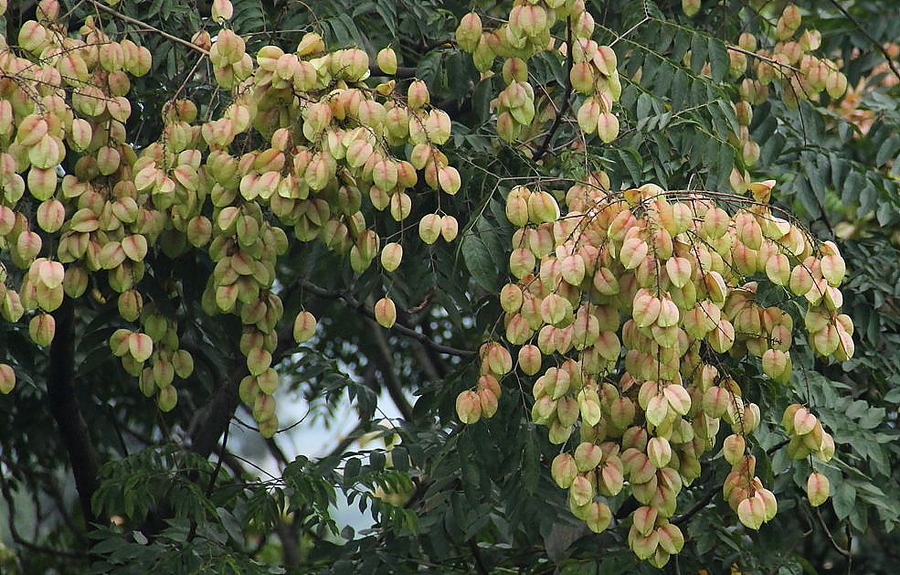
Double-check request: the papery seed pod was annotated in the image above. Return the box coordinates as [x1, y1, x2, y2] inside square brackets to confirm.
[374, 297, 397, 328]
[806, 471, 830, 507]
[682, 0, 701, 17]
[293, 310, 317, 343]
[737, 495, 765, 529]
[436, 214, 458, 242]
[172, 349, 195, 379]
[418, 213, 442, 244]
[597, 113, 619, 143]
[0, 358, 15, 394]
[376, 47, 397, 75]
[157, 385, 178, 412]
[29, 313, 56, 346]
[456, 389, 482, 424]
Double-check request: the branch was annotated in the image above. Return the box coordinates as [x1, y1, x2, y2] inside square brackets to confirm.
[295, 278, 476, 357]
[369, 65, 419, 79]
[726, 44, 798, 73]
[813, 507, 851, 557]
[532, 17, 573, 163]
[824, 0, 900, 82]
[188, 300, 302, 457]
[0, 472, 87, 560]
[366, 315, 415, 421]
[46, 299, 100, 529]
[87, 0, 209, 56]
[671, 486, 717, 526]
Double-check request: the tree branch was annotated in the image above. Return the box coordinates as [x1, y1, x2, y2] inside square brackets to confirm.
[366, 315, 414, 421]
[813, 507, 851, 557]
[0, 472, 87, 560]
[532, 17, 573, 163]
[46, 299, 100, 529]
[824, 0, 900, 81]
[87, 0, 209, 56]
[295, 278, 476, 357]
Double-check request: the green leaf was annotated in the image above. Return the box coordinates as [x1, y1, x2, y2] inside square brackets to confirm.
[716, 142, 734, 190]
[708, 38, 729, 83]
[618, 147, 644, 184]
[462, 234, 502, 292]
[689, 32, 708, 74]
[344, 458, 361, 485]
[876, 134, 900, 166]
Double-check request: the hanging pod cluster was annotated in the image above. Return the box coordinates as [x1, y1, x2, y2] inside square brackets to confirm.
[0, 0, 462, 435]
[458, 177, 852, 567]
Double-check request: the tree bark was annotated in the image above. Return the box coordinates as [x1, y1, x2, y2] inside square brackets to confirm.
[46, 299, 100, 528]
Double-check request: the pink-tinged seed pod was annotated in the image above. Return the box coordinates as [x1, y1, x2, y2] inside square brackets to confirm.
[30, 313, 56, 346]
[0, 363, 15, 394]
[569, 474, 593, 507]
[437, 166, 461, 195]
[596, 113, 619, 144]
[439, 215, 459, 242]
[211, 0, 234, 22]
[477, 387, 499, 417]
[455, 12, 483, 53]
[517, 344, 542, 375]
[374, 297, 397, 328]
[456, 390, 482, 424]
[293, 310, 317, 343]
[551, 453, 578, 488]
[806, 471, 830, 507]
[723, 434, 745, 466]
[415, 213, 440, 244]
[647, 436, 672, 468]
[407, 80, 430, 109]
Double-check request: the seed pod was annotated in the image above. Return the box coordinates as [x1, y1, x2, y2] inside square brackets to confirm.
[440, 215, 459, 242]
[172, 349, 195, 379]
[0, 363, 16, 394]
[456, 390, 482, 424]
[374, 297, 397, 328]
[418, 213, 442, 244]
[546, 453, 577, 489]
[647, 436, 672, 468]
[682, 0, 701, 17]
[29, 313, 56, 346]
[806, 471, 830, 507]
[455, 12, 483, 53]
[597, 113, 619, 143]
[157, 385, 178, 412]
[293, 310, 317, 343]
[376, 47, 397, 75]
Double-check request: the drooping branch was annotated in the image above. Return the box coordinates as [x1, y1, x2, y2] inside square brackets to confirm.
[87, 0, 209, 56]
[532, 17, 573, 163]
[366, 315, 415, 421]
[46, 299, 101, 529]
[824, 0, 900, 81]
[295, 278, 476, 357]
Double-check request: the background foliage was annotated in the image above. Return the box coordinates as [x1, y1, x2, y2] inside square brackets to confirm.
[0, 0, 898, 573]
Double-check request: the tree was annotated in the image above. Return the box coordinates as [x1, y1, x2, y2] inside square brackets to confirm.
[0, 0, 898, 572]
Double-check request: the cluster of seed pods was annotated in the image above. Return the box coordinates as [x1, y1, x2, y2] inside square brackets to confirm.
[723, 4, 849, 187]
[0, 0, 462, 435]
[456, 1, 623, 146]
[457, 176, 852, 566]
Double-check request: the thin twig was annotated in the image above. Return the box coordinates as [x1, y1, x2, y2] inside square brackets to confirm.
[295, 278, 476, 357]
[366, 312, 415, 421]
[726, 44, 798, 72]
[87, 0, 209, 56]
[814, 507, 851, 557]
[532, 17, 573, 162]
[824, 0, 900, 81]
